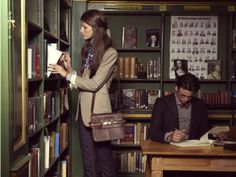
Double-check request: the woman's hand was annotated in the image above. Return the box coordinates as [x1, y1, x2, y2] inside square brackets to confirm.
[60, 53, 72, 73]
[48, 64, 68, 78]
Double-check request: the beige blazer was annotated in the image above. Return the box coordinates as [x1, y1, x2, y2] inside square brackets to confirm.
[71, 47, 118, 127]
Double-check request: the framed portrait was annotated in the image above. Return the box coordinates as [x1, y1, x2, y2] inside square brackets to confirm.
[146, 29, 160, 48]
[174, 59, 188, 78]
[207, 60, 221, 80]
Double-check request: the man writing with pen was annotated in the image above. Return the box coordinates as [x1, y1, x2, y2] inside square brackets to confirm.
[149, 73, 209, 143]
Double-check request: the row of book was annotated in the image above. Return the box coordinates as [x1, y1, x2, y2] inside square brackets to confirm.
[199, 90, 233, 105]
[44, 123, 69, 169]
[118, 57, 161, 79]
[28, 146, 70, 177]
[28, 146, 40, 177]
[112, 122, 150, 145]
[122, 89, 161, 110]
[44, 88, 69, 123]
[27, 45, 41, 79]
[111, 89, 236, 113]
[28, 96, 42, 134]
[27, 42, 68, 79]
[28, 88, 68, 134]
[28, 123, 69, 177]
[113, 151, 147, 174]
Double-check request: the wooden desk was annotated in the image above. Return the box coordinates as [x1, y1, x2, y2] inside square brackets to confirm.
[141, 140, 236, 177]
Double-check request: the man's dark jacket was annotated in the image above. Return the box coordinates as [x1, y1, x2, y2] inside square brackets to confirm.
[149, 93, 209, 143]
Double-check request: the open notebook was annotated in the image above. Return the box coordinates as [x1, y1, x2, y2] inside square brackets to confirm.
[170, 126, 230, 147]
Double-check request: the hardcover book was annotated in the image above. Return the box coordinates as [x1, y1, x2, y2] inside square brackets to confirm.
[28, 96, 41, 134]
[124, 57, 130, 79]
[34, 45, 41, 78]
[146, 29, 160, 47]
[61, 160, 67, 177]
[60, 123, 68, 152]
[27, 45, 41, 79]
[122, 27, 137, 48]
[27, 46, 33, 79]
[120, 123, 135, 144]
[122, 89, 136, 110]
[44, 134, 50, 169]
[130, 57, 137, 79]
[118, 57, 124, 78]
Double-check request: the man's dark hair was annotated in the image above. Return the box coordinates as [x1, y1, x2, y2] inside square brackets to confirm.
[176, 73, 200, 93]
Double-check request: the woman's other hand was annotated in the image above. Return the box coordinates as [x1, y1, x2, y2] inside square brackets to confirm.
[60, 53, 72, 73]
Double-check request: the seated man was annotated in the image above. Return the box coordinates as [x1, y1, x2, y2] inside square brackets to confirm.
[149, 73, 209, 143]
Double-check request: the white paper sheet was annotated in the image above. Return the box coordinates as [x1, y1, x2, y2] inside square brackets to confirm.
[47, 45, 63, 77]
[170, 126, 229, 147]
[170, 139, 212, 147]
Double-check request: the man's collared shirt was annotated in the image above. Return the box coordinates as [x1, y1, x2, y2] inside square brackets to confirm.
[175, 92, 191, 140]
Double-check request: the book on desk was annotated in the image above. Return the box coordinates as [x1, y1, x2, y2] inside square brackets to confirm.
[170, 126, 236, 148]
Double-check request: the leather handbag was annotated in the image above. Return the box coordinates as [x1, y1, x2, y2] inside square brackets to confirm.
[89, 67, 125, 142]
[90, 110, 125, 142]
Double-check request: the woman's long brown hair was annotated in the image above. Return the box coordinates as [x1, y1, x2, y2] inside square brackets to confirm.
[80, 9, 113, 77]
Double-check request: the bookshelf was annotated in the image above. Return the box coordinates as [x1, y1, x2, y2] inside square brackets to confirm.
[26, 0, 72, 176]
[7, 0, 73, 176]
[87, 1, 236, 177]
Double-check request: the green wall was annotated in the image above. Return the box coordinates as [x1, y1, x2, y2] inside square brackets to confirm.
[71, 1, 86, 176]
[1, 0, 10, 176]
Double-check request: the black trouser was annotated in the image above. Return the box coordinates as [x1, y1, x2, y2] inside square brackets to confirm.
[78, 115, 117, 177]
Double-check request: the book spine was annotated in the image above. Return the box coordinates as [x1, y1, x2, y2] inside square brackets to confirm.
[118, 57, 124, 79]
[27, 46, 33, 79]
[44, 135, 50, 169]
[130, 57, 137, 79]
[124, 57, 130, 79]
[55, 132, 60, 158]
[61, 161, 67, 177]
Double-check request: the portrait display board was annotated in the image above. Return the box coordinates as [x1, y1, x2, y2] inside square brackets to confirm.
[169, 16, 218, 79]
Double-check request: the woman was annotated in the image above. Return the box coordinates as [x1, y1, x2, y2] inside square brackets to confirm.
[48, 9, 118, 177]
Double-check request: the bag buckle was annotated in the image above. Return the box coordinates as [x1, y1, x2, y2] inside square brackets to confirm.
[103, 121, 112, 126]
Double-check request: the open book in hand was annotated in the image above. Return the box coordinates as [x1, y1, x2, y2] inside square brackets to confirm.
[47, 45, 63, 77]
[170, 126, 230, 147]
